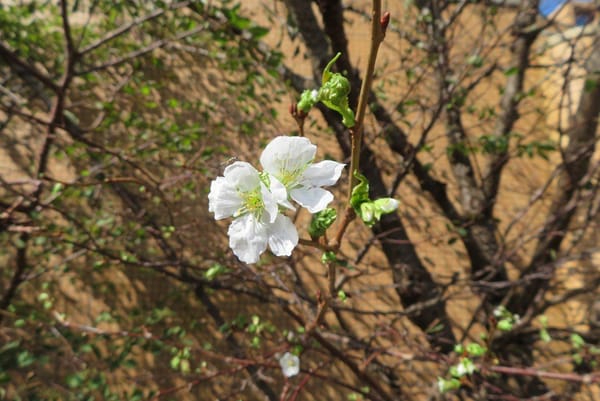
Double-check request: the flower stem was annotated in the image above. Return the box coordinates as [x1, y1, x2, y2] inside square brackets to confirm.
[334, 0, 386, 249]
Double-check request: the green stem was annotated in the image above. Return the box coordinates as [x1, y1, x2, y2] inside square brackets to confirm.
[332, 0, 385, 250]
[346, 0, 384, 201]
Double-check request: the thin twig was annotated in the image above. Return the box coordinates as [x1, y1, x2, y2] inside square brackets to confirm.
[331, 2, 386, 250]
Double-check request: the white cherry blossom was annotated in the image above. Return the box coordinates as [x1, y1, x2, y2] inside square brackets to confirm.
[208, 161, 297, 264]
[278, 352, 300, 378]
[260, 136, 345, 213]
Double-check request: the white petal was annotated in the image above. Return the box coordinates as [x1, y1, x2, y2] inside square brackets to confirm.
[268, 175, 295, 211]
[290, 187, 334, 213]
[223, 161, 261, 192]
[208, 176, 243, 220]
[261, 182, 279, 223]
[268, 214, 298, 257]
[227, 214, 268, 264]
[300, 160, 345, 187]
[260, 136, 316, 176]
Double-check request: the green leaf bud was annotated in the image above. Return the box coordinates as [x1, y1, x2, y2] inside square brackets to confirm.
[570, 333, 585, 350]
[297, 89, 319, 112]
[359, 202, 377, 227]
[322, 52, 341, 84]
[358, 199, 399, 227]
[373, 197, 399, 214]
[437, 377, 461, 393]
[466, 343, 487, 357]
[351, 172, 399, 226]
[319, 76, 355, 127]
[320, 52, 355, 127]
[350, 172, 371, 210]
[308, 208, 337, 239]
[453, 344, 465, 354]
[451, 357, 476, 378]
[321, 251, 337, 264]
[497, 319, 513, 331]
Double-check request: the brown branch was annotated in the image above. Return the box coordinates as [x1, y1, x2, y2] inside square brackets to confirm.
[509, 34, 600, 314]
[481, 0, 540, 213]
[32, 0, 77, 200]
[76, 27, 205, 75]
[78, 1, 191, 56]
[0, 233, 29, 320]
[422, 0, 512, 298]
[346, 1, 384, 199]
[0, 41, 60, 93]
[290, 0, 456, 353]
[486, 365, 600, 384]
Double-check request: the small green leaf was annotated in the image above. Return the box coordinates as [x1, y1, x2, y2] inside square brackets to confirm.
[170, 355, 181, 370]
[322, 52, 342, 84]
[540, 328, 551, 343]
[584, 78, 598, 92]
[570, 333, 585, 350]
[66, 372, 85, 389]
[51, 182, 63, 196]
[248, 26, 269, 39]
[17, 351, 34, 367]
[63, 109, 80, 125]
[180, 359, 191, 374]
[205, 264, 230, 281]
[497, 319, 513, 331]
[466, 343, 487, 357]
[321, 251, 337, 264]
[467, 54, 484, 68]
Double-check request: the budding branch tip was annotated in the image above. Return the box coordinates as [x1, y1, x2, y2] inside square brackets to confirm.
[380, 11, 390, 35]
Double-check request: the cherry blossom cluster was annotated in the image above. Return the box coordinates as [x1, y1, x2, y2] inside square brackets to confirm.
[208, 136, 345, 263]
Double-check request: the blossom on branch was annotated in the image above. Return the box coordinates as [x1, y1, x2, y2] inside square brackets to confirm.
[260, 136, 345, 213]
[278, 352, 300, 378]
[208, 161, 297, 264]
